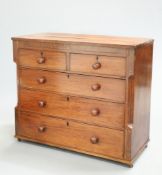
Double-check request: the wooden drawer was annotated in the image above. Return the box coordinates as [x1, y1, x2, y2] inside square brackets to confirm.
[16, 111, 124, 159]
[19, 88, 125, 129]
[70, 54, 126, 77]
[18, 49, 66, 70]
[19, 68, 126, 102]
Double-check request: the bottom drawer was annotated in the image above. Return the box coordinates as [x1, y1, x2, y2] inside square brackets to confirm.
[16, 111, 124, 159]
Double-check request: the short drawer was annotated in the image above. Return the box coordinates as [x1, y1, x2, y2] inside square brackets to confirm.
[70, 54, 126, 77]
[19, 68, 126, 102]
[16, 111, 124, 159]
[18, 49, 66, 70]
[19, 88, 125, 129]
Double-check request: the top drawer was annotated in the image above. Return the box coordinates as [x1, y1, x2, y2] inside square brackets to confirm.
[18, 49, 66, 70]
[70, 54, 126, 77]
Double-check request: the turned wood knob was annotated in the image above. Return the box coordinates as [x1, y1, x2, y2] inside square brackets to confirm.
[37, 77, 46, 84]
[91, 108, 100, 116]
[90, 136, 99, 144]
[38, 101, 46, 107]
[92, 62, 101, 70]
[37, 57, 45, 64]
[91, 83, 101, 91]
[38, 126, 46, 132]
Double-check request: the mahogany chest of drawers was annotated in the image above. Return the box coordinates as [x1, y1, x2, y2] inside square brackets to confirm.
[12, 33, 153, 167]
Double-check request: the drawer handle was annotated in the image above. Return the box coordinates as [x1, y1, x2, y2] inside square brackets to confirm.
[90, 136, 99, 144]
[92, 62, 101, 70]
[37, 57, 45, 64]
[91, 83, 101, 91]
[38, 101, 46, 107]
[91, 108, 100, 116]
[37, 77, 46, 84]
[38, 126, 46, 132]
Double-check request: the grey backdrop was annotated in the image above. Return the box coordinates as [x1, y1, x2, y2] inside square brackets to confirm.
[0, 0, 161, 174]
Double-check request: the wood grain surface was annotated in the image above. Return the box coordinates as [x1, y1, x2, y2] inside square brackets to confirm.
[19, 88, 125, 129]
[16, 111, 124, 159]
[70, 53, 126, 77]
[19, 68, 126, 102]
[12, 33, 153, 47]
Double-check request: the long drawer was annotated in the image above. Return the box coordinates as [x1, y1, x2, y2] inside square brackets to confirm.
[19, 88, 125, 129]
[16, 111, 124, 159]
[19, 68, 126, 102]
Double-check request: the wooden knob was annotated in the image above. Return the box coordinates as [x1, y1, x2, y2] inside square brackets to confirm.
[91, 83, 101, 91]
[38, 126, 46, 132]
[37, 57, 45, 64]
[38, 101, 46, 107]
[92, 62, 101, 70]
[90, 136, 99, 144]
[37, 77, 46, 84]
[91, 108, 100, 116]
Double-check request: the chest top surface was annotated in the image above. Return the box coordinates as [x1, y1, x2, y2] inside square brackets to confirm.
[12, 33, 153, 48]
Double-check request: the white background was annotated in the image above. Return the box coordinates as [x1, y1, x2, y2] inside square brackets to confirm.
[0, 0, 162, 174]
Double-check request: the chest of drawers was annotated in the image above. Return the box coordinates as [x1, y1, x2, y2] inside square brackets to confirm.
[12, 33, 153, 167]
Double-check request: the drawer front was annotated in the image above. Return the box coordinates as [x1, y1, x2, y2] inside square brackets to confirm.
[19, 88, 125, 129]
[70, 54, 126, 77]
[19, 69, 125, 102]
[18, 49, 66, 70]
[17, 112, 124, 159]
